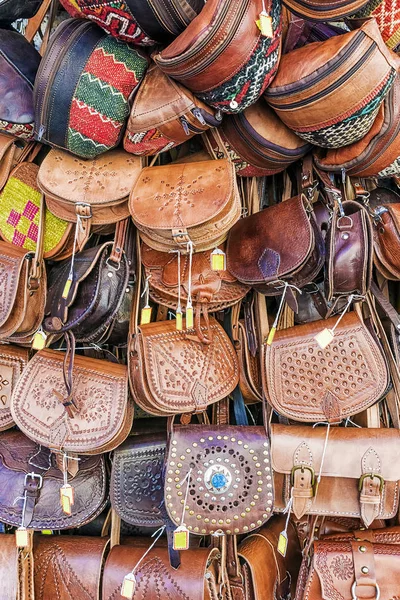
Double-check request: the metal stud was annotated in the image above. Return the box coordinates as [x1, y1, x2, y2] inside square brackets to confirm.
[234, 528, 239, 534]
[243, 526, 248, 532]
[200, 438, 205, 443]
[244, 444, 249, 449]
[193, 443, 198, 447]
[238, 440, 243, 445]
[208, 437, 214, 441]
[361, 567, 369, 574]
[359, 546, 367, 553]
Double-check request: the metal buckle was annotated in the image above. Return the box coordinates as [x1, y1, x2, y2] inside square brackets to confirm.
[290, 465, 315, 488]
[358, 473, 385, 493]
[351, 581, 380, 600]
[75, 202, 92, 219]
[24, 472, 43, 490]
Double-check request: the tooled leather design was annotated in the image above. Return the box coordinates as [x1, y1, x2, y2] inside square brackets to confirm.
[0, 252, 22, 327]
[165, 425, 273, 535]
[11, 353, 127, 452]
[265, 315, 388, 421]
[0, 347, 28, 430]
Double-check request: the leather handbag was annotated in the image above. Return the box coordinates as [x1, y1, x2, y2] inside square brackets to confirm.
[314, 74, 400, 177]
[366, 186, 400, 280]
[272, 424, 400, 526]
[42, 223, 130, 344]
[102, 542, 221, 600]
[0, 430, 107, 530]
[263, 311, 389, 422]
[0, 535, 20, 599]
[60, 0, 205, 45]
[0, 0, 43, 22]
[124, 63, 222, 156]
[265, 20, 398, 148]
[300, 528, 400, 600]
[352, 2, 400, 50]
[226, 195, 324, 296]
[0, 134, 32, 192]
[34, 535, 109, 600]
[0, 162, 73, 260]
[11, 348, 133, 454]
[34, 19, 148, 158]
[218, 100, 311, 177]
[164, 424, 273, 536]
[238, 516, 302, 600]
[0, 29, 41, 140]
[38, 148, 142, 250]
[129, 159, 242, 253]
[0, 343, 29, 431]
[110, 433, 165, 528]
[282, 0, 369, 20]
[154, 0, 282, 114]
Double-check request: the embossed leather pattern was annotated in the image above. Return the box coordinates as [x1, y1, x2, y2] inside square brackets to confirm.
[34, 535, 109, 599]
[129, 318, 239, 415]
[226, 195, 324, 294]
[263, 312, 389, 422]
[165, 425, 273, 535]
[0, 430, 107, 529]
[272, 424, 400, 526]
[11, 348, 132, 454]
[0, 343, 29, 431]
[129, 159, 242, 252]
[110, 433, 165, 527]
[102, 542, 221, 600]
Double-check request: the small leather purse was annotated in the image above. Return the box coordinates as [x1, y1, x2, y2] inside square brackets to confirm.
[0, 343, 29, 431]
[129, 159, 242, 253]
[164, 424, 273, 536]
[272, 424, 400, 527]
[124, 63, 222, 156]
[226, 195, 324, 296]
[11, 348, 132, 454]
[0, 430, 107, 530]
[263, 311, 389, 422]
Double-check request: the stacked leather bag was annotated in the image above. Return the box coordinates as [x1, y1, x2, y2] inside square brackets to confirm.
[1, 0, 400, 599]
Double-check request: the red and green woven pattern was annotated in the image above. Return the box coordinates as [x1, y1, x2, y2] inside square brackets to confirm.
[67, 36, 147, 158]
[0, 121, 34, 140]
[353, 0, 400, 50]
[124, 128, 180, 155]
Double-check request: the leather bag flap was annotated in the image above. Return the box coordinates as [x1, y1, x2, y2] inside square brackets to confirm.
[387, 204, 400, 235]
[0, 241, 30, 328]
[271, 424, 400, 481]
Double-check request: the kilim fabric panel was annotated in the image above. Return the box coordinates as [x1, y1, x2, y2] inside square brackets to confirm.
[353, 0, 400, 50]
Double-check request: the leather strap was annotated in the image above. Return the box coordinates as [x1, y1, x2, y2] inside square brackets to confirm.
[27, 194, 45, 289]
[371, 281, 400, 331]
[351, 541, 379, 600]
[25, 0, 54, 43]
[291, 442, 314, 519]
[19, 530, 35, 600]
[110, 508, 121, 549]
[109, 219, 129, 267]
[75, 203, 92, 252]
[359, 447, 383, 527]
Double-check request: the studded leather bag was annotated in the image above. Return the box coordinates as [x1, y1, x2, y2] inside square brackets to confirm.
[0, 430, 107, 530]
[124, 62, 222, 156]
[164, 424, 274, 536]
[263, 311, 389, 422]
[226, 195, 324, 296]
[11, 348, 132, 454]
[0, 343, 29, 431]
[272, 424, 400, 527]
[129, 158, 242, 253]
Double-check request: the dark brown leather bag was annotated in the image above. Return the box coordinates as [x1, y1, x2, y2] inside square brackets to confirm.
[0, 430, 107, 530]
[0, 343, 29, 431]
[226, 195, 324, 296]
[368, 186, 400, 280]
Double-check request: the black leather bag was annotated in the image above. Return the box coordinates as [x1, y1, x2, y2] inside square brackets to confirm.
[0, 0, 43, 23]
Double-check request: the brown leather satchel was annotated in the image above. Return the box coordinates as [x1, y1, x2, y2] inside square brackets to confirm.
[272, 424, 400, 526]
[37, 148, 142, 251]
[102, 542, 221, 600]
[368, 187, 400, 280]
[34, 535, 109, 600]
[0, 535, 20, 600]
[263, 311, 389, 422]
[129, 159, 241, 253]
[11, 348, 132, 454]
[0, 343, 29, 431]
[0, 430, 107, 530]
[164, 424, 273, 536]
[226, 195, 324, 296]
[124, 62, 222, 156]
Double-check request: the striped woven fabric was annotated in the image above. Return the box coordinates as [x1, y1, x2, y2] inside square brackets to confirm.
[353, 0, 400, 50]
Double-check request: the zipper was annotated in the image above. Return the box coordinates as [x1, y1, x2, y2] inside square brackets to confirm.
[269, 41, 376, 110]
[267, 31, 365, 100]
[180, 109, 223, 134]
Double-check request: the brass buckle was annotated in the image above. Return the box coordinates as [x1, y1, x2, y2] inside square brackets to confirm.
[351, 581, 380, 600]
[290, 465, 315, 489]
[358, 473, 385, 493]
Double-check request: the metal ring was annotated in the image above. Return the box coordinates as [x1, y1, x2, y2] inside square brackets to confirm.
[351, 581, 380, 600]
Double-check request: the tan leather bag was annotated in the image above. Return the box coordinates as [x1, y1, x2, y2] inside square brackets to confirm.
[272, 424, 400, 527]
[11, 348, 133, 454]
[263, 311, 389, 422]
[0, 343, 29, 431]
[129, 158, 241, 252]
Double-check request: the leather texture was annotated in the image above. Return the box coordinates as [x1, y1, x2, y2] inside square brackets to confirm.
[155, 0, 282, 113]
[0, 343, 29, 431]
[165, 425, 273, 535]
[129, 317, 239, 415]
[282, 0, 369, 20]
[102, 543, 221, 600]
[0, 430, 107, 530]
[272, 424, 400, 526]
[372, 202, 400, 280]
[0, 29, 41, 140]
[11, 348, 132, 454]
[129, 159, 242, 252]
[226, 195, 324, 294]
[0, 0, 42, 21]
[0, 535, 18, 600]
[124, 62, 222, 156]
[263, 311, 389, 422]
[34, 535, 109, 600]
[110, 432, 166, 527]
[265, 20, 399, 148]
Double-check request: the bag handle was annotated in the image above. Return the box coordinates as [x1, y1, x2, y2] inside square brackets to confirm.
[25, 0, 57, 49]
[201, 129, 230, 161]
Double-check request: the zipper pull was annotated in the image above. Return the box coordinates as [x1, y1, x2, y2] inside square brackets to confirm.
[192, 108, 206, 126]
[215, 110, 223, 122]
[37, 125, 46, 142]
[180, 118, 190, 136]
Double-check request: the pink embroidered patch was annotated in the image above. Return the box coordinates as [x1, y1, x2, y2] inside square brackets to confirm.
[7, 210, 21, 227]
[22, 201, 39, 221]
[27, 222, 38, 243]
[12, 230, 26, 247]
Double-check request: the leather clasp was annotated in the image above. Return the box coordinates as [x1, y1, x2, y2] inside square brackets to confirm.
[358, 473, 384, 493]
[291, 465, 315, 488]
